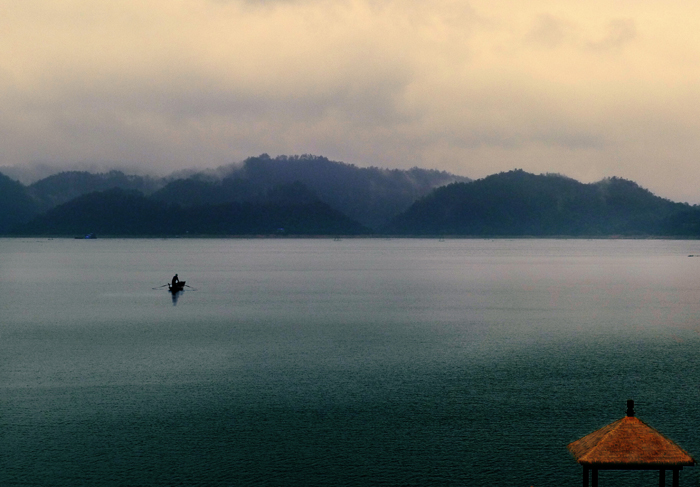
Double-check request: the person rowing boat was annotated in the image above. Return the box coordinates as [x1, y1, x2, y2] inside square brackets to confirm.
[169, 274, 186, 293]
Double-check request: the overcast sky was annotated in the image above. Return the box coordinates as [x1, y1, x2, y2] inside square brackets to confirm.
[2, 0, 700, 202]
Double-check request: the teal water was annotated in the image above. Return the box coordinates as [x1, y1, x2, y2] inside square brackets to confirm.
[1, 238, 700, 486]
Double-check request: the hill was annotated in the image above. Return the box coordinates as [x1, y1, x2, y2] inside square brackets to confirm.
[384, 170, 700, 236]
[7, 164, 700, 237]
[0, 172, 39, 233]
[27, 170, 164, 212]
[17, 187, 369, 236]
[151, 154, 470, 229]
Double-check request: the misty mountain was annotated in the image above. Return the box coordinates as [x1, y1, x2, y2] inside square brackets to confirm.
[7, 162, 700, 237]
[17, 188, 369, 236]
[149, 176, 260, 207]
[27, 170, 165, 212]
[384, 170, 699, 236]
[152, 154, 470, 229]
[0, 172, 39, 233]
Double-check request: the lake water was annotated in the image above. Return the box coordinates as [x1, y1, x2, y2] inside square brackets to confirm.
[1, 238, 700, 486]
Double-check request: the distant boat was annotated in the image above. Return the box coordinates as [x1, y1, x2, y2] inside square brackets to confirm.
[168, 281, 186, 293]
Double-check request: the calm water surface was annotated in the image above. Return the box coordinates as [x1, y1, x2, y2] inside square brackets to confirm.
[1, 238, 700, 486]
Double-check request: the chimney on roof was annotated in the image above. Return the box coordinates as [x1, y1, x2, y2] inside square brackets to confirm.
[627, 399, 635, 417]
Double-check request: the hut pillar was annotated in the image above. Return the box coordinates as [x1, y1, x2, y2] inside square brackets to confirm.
[661, 468, 682, 487]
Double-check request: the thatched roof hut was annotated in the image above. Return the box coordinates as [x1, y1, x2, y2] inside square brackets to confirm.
[567, 400, 694, 486]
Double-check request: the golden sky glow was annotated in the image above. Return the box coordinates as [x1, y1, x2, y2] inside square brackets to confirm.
[2, 0, 700, 202]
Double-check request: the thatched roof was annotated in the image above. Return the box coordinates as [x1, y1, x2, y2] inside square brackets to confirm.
[568, 415, 695, 467]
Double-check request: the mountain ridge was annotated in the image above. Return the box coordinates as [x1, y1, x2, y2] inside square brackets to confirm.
[10, 154, 468, 231]
[3, 161, 700, 237]
[384, 170, 697, 236]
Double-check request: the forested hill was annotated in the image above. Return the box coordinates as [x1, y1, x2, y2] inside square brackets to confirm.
[27, 170, 163, 212]
[152, 154, 470, 229]
[4, 163, 700, 237]
[8, 155, 467, 231]
[19, 187, 370, 236]
[0, 172, 38, 233]
[384, 170, 700, 236]
[1, 153, 468, 235]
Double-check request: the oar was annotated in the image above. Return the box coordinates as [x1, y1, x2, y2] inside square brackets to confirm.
[152, 283, 169, 290]
[184, 284, 198, 291]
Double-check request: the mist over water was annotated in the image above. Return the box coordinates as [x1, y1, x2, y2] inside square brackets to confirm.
[1, 238, 700, 486]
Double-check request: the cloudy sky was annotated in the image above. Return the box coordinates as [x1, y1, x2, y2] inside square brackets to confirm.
[2, 0, 700, 202]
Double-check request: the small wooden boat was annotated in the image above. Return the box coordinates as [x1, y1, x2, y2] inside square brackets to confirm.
[168, 281, 186, 293]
